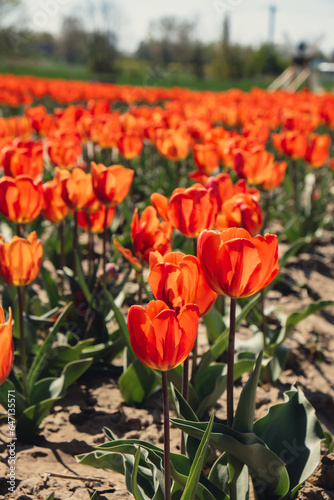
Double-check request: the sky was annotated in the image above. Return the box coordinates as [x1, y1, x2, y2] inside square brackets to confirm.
[20, 0, 334, 56]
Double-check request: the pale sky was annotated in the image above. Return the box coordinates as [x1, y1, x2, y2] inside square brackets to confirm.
[21, 0, 334, 56]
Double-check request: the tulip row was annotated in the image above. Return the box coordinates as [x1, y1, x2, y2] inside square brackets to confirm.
[0, 74, 333, 499]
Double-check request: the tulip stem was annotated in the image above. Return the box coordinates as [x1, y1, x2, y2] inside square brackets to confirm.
[162, 371, 171, 500]
[17, 224, 24, 238]
[17, 286, 28, 399]
[88, 218, 94, 278]
[292, 159, 299, 213]
[227, 298, 237, 427]
[103, 207, 109, 287]
[73, 211, 78, 277]
[181, 357, 189, 454]
[261, 288, 267, 348]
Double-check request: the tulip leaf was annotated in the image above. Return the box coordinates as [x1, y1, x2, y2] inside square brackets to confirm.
[233, 351, 263, 433]
[0, 378, 27, 415]
[253, 385, 324, 498]
[43, 494, 54, 500]
[170, 384, 211, 462]
[203, 305, 225, 344]
[119, 359, 157, 405]
[208, 452, 229, 495]
[132, 446, 150, 500]
[170, 418, 289, 498]
[195, 359, 255, 419]
[16, 359, 93, 442]
[41, 265, 60, 308]
[26, 302, 72, 399]
[104, 289, 135, 360]
[260, 345, 291, 384]
[197, 293, 260, 376]
[90, 493, 98, 500]
[74, 252, 92, 303]
[180, 412, 214, 500]
[228, 352, 263, 500]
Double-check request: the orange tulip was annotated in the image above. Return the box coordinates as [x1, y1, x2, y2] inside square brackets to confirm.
[305, 134, 331, 168]
[155, 128, 191, 161]
[117, 133, 143, 160]
[61, 167, 99, 212]
[272, 130, 307, 160]
[131, 206, 172, 262]
[2, 139, 44, 179]
[0, 307, 13, 385]
[91, 161, 134, 207]
[198, 227, 279, 298]
[151, 184, 218, 238]
[42, 170, 70, 224]
[193, 143, 219, 175]
[215, 193, 263, 236]
[47, 130, 82, 169]
[148, 251, 217, 317]
[77, 205, 115, 233]
[203, 173, 260, 209]
[0, 231, 43, 286]
[234, 149, 287, 190]
[0, 175, 44, 224]
[127, 300, 200, 371]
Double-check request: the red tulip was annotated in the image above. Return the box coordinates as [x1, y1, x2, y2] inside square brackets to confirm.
[215, 193, 263, 236]
[0, 307, 13, 385]
[0, 231, 43, 286]
[127, 300, 199, 371]
[0, 175, 44, 224]
[198, 228, 279, 298]
[151, 185, 218, 238]
[91, 161, 134, 207]
[148, 251, 217, 317]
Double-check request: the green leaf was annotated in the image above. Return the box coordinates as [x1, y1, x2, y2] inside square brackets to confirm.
[104, 289, 134, 360]
[132, 446, 150, 500]
[203, 305, 226, 344]
[119, 360, 157, 405]
[75, 252, 92, 302]
[43, 494, 55, 500]
[41, 265, 60, 308]
[180, 412, 214, 500]
[171, 419, 289, 498]
[208, 452, 229, 495]
[26, 302, 72, 399]
[228, 352, 263, 500]
[90, 493, 98, 500]
[195, 359, 255, 419]
[260, 345, 290, 384]
[170, 383, 206, 462]
[197, 294, 259, 376]
[16, 359, 93, 442]
[233, 351, 263, 433]
[253, 385, 324, 497]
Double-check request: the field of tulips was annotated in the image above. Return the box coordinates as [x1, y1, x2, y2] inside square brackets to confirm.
[0, 73, 334, 500]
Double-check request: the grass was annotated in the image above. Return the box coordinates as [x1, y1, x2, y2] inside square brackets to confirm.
[0, 57, 273, 92]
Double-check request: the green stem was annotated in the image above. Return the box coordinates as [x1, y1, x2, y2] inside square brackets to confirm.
[261, 288, 266, 349]
[227, 298, 237, 427]
[162, 371, 171, 500]
[181, 356, 189, 454]
[17, 286, 27, 399]
[73, 211, 78, 277]
[103, 207, 109, 287]
[292, 159, 299, 213]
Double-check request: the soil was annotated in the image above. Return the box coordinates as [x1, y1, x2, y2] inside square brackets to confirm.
[0, 228, 333, 500]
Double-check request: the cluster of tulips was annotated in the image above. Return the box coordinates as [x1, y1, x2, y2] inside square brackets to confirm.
[0, 73, 333, 499]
